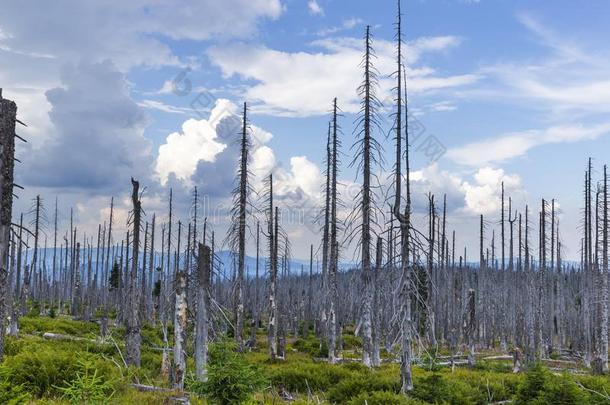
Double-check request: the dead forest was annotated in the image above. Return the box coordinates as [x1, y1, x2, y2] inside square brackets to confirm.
[0, 2, 609, 404]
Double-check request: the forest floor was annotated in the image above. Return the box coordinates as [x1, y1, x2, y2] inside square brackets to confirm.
[1, 314, 610, 404]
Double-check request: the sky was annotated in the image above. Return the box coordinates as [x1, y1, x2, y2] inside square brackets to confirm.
[2, 0, 610, 262]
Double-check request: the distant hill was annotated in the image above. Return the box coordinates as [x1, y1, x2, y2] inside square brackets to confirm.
[21, 248, 357, 279]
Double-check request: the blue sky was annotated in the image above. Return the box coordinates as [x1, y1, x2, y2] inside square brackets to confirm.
[2, 0, 610, 260]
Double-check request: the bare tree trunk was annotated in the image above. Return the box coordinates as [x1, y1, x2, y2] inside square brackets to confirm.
[358, 25, 376, 368]
[231, 102, 249, 350]
[72, 232, 80, 317]
[125, 178, 142, 367]
[51, 198, 58, 310]
[195, 243, 211, 381]
[585, 160, 593, 366]
[307, 243, 313, 336]
[12, 213, 23, 333]
[101, 198, 113, 336]
[537, 199, 547, 360]
[147, 214, 155, 322]
[249, 221, 260, 347]
[328, 98, 340, 364]
[372, 236, 382, 366]
[596, 166, 609, 374]
[267, 175, 278, 360]
[173, 268, 187, 389]
[0, 92, 17, 360]
[427, 194, 437, 348]
[524, 205, 535, 363]
[466, 288, 476, 366]
[321, 123, 331, 339]
[392, 4, 413, 390]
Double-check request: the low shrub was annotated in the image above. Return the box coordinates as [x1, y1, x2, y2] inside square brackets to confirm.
[446, 368, 521, 403]
[327, 372, 399, 403]
[342, 333, 362, 350]
[269, 361, 353, 393]
[293, 337, 328, 357]
[574, 375, 610, 405]
[0, 370, 30, 405]
[1, 344, 117, 398]
[57, 359, 116, 404]
[187, 342, 266, 405]
[19, 316, 99, 337]
[140, 323, 164, 348]
[536, 375, 586, 405]
[411, 372, 486, 404]
[515, 362, 549, 404]
[348, 390, 424, 405]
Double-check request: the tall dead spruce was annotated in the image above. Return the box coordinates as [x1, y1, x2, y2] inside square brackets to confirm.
[352, 24, 381, 369]
[391, 0, 414, 392]
[227, 102, 250, 349]
[125, 178, 142, 367]
[327, 98, 340, 363]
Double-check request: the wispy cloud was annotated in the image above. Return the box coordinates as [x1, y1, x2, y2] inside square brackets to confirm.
[447, 123, 610, 166]
[138, 99, 193, 115]
[208, 34, 478, 116]
[474, 14, 610, 117]
[308, 0, 324, 16]
[315, 18, 363, 36]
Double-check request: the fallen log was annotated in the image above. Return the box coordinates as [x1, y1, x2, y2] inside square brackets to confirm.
[43, 332, 91, 342]
[129, 383, 173, 393]
[482, 355, 513, 361]
[129, 384, 190, 404]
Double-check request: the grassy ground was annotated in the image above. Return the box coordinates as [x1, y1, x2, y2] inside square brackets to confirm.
[2, 315, 610, 404]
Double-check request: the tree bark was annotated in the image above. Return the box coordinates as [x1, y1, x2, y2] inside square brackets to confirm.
[0, 94, 17, 360]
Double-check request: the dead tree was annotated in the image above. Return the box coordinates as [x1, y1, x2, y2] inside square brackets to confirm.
[427, 194, 437, 348]
[227, 102, 250, 350]
[321, 122, 331, 338]
[51, 198, 58, 310]
[0, 91, 17, 360]
[581, 162, 593, 367]
[353, 24, 380, 368]
[173, 267, 187, 389]
[372, 236, 382, 366]
[125, 178, 142, 367]
[195, 243, 211, 381]
[595, 166, 609, 374]
[249, 221, 261, 348]
[147, 214, 156, 321]
[465, 288, 476, 366]
[391, 1, 414, 390]
[327, 98, 340, 364]
[266, 175, 279, 360]
[524, 205, 535, 363]
[537, 199, 546, 359]
[101, 197, 113, 336]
